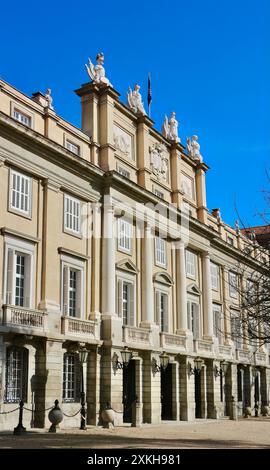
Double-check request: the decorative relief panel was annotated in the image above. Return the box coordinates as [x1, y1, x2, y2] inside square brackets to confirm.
[181, 173, 194, 199]
[113, 124, 132, 159]
[149, 143, 168, 182]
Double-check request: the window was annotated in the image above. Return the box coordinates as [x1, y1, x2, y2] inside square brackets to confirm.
[231, 312, 242, 349]
[117, 166, 130, 179]
[155, 291, 169, 332]
[227, 236, 234, 246]
[210, 262, 219, 290]
[13, 109, 31, 127]
[154, 188, 164, 199]
[10, 170, 31, 216]
[64, 194, 81, 235]
[187, 300, 200, 339]
[155, 236, 166, 267]
[5, 245, 33, 307]
[185, 250, 196, 278]
[5, 347, 28, 403]
[117, 279, 134, 326]
[62, 264, 83, 318]
[118, 219, 132, 253]
[62, 353, 80, 402]
[213, 304, 222, 341]
[181, 174, 194, 199]
[66, 140, 80, 155]
[229, 272, 238, 298]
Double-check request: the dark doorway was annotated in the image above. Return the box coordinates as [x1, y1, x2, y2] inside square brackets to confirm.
[123, 360, 136, 423]
[254, 372, 260, 404]
[195, 369, 202, 418]
[161, 364, 173, 420]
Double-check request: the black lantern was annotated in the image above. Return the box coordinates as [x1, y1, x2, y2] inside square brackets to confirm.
[78, 346, 88, 430]
[120, 347, 133, 367]
[152, 352, 169, 373]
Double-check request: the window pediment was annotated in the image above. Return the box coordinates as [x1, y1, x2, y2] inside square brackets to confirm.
[116, 259, 139, 274]
[187, 283, 201, 295]
[153, 272, 174, 285]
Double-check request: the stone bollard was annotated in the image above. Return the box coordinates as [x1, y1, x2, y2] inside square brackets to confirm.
[229, 396, 238, 421]
[48, 400, 63, 433]
[131, 397, 142, 428]
[261, 405, 270, 417]
[101, 402, 115, 428]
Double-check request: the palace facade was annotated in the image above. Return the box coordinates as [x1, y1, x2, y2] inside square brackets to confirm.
[0, 72, 269, 430]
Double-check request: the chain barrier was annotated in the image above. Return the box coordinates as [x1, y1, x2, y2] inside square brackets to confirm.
[0, 407, 20, 415]
[62, 408, 82, 418]
[23, 405, 53, 413]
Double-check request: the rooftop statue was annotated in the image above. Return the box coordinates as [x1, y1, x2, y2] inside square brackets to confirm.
[162, 112, 180, 143]
[186, 135, 203, 163]
[127, 84, 146, 115]
[45, 88, 54, 110]
[85, 52, 112, 87]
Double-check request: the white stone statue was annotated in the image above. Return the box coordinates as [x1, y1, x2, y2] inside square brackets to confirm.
[162, 112, 180, 142]
[127, 84, 146, 115]
[85, 52, 112, 87]
[45, 88, 54, 110]
[186, 135, 203, 163]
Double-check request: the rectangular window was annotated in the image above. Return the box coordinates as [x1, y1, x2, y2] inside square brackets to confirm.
[13, 109, 31, 127]
[62, 353, 80, 402]
[229, 272, 238, 297]
[213, 304, 222, 341]
[187, 300, 200, 339]
[117, 166, 130, 179]
[118, 219, 132, 253]
[64, 194, 81, 235]
[10, 170, 31, 216]
[5, 247, 32, 308]
[117, 279, 134, 326]
[181, 174, 194, 199]
[5, 347, 28, 403]
[155, 290, 169, 332]
[154, 188, 164, 199]
[62, 264, 83, 318]
[227, 236, 234, 246]
[66, 140, 80, 155]
[231, 313, 242, 349]
[210, 262, 219, 290]
[185, 250, 196, 278]
[155, 236, 166, 267]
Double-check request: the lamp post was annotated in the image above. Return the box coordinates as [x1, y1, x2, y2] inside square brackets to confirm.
[152, 352, 169, 373]
[78, 346, 88, 430]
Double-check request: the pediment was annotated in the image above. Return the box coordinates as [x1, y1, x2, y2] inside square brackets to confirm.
[116, 259, 139, 274]
[153, 272, 174, 285]
[187, 283, 201, 295]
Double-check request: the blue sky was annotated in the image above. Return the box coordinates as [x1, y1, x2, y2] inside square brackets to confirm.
[1, 0, 269, 228]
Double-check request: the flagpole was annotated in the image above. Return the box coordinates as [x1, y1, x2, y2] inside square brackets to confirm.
[148, 72, 151, 118]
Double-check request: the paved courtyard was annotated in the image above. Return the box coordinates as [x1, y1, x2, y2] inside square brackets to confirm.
[0, 418, 270, 448]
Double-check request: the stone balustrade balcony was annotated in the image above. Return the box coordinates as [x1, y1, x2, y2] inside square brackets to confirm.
[160, 332, 187, 352]
[61, 316, 99, 340]
[1, 305, 48, 335]
[122, 325, 151, 348]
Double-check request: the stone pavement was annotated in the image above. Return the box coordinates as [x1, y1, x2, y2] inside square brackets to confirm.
[0, 418, 270, 449]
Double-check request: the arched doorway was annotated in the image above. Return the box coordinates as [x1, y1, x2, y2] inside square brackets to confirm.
[161, 364, 173, 420]
[123, 360, 136, 423]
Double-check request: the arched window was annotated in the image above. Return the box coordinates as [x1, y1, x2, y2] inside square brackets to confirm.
[5, 347, 28, 403]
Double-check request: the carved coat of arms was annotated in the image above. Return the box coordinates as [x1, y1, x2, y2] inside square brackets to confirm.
[149, 143, 168, 181]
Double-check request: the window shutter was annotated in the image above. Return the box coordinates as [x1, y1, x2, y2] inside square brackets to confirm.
[6, 249, 15, 305]
[117, 279, 123, 317]
[155, 291, 161, 325]
[63, 265, 69, 315]
[193, 303, 200, 339]
[129, 284, 135, 326]
[163, 294, 169, 333]
[75, 270, 82, 318]
[187, 301, 191, 330]
[24, 255, 32, 308]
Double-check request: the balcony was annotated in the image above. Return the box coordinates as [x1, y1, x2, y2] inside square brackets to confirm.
[255, 352, 267, 366]
[1, 305, 48, 335]
[61, 316, 98, 340]
[236, 349, 251, 363]
[160, 332, 186, 351]
[122, 325, 151, 346]
[218, 344, 232, 359]
[194, 339, 213, 356]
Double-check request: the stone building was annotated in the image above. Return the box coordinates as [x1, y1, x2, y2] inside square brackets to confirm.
[0, 64, 269, 430]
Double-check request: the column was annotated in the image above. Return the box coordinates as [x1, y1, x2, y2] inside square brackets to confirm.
[171, 362, 180, 421]
[87, 348, 101, 425]
[101, 198, 115, 315]
[176, 241, 187, 333]
[179, 357, 195, 421]
[202, 251, 214, 339]
[141, 223, 154, 325]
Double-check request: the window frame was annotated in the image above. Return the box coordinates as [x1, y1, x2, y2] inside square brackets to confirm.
[66, 139, 80, 156]
[61, 256, 85, 319]
[213, 303, 223, 342]
[118, 218, 132, 254]
[187, 298, 200, 339]
[63, 194, 82, 237]
[185, 249, 197, 279]
[116, 273, 135, 327]
[210, 262, 219, 290]
[229, 271, 238, 298]
[155, 287, 169, 333]
[9, 169, 32, 219]
[4, 346, 28, 403]
[62, 353, 80, 403]
[155, 235, 167, 268]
